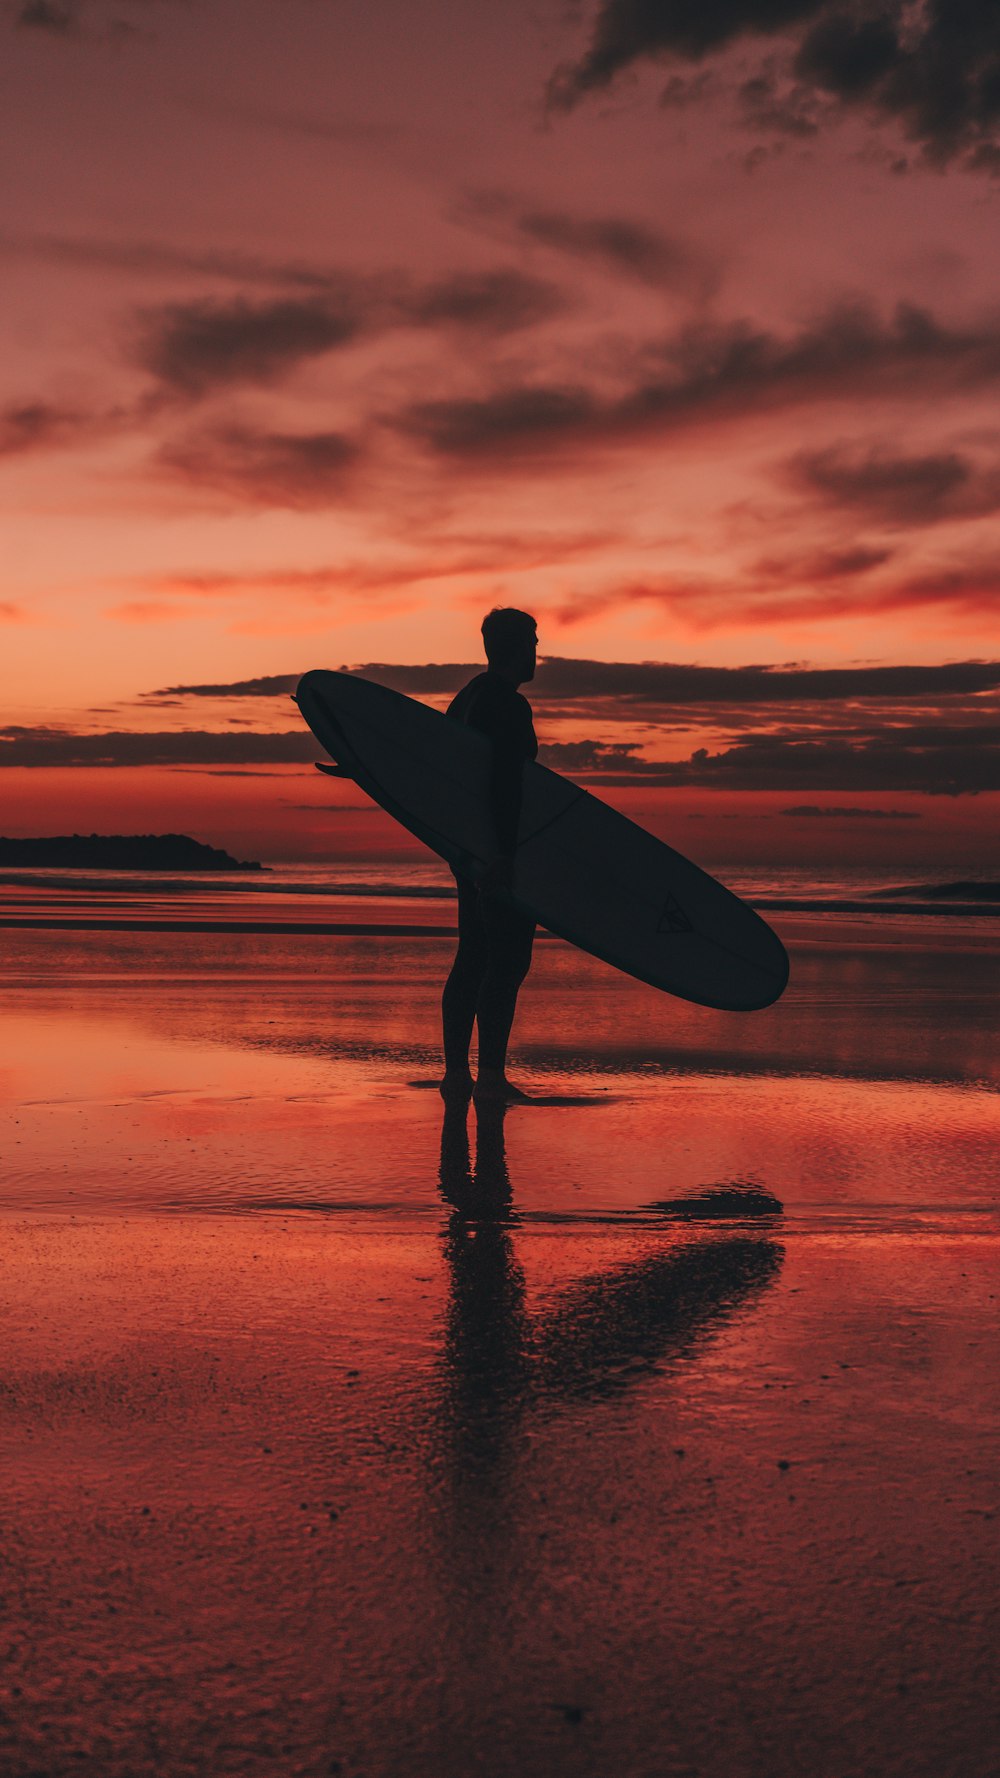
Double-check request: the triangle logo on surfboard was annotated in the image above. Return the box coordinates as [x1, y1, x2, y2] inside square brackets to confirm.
[656, 892, 694, 935]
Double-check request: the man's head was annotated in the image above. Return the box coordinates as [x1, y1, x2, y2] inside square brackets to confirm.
[481, 607, 537, 684]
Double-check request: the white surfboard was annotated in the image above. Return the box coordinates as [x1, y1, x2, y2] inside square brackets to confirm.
[295, 670, 789, 1011]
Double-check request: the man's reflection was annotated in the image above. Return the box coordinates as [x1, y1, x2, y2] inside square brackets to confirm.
[438, 1097, 530, 1491]
[438, 1097, 784, 1442]
[434, 1096, 785, 1656]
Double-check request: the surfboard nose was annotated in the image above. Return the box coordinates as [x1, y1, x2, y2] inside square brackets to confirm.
[295, 669, 324, 703]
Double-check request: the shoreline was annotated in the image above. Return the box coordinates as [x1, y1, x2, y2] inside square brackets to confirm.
[2, 911, 1000, 951]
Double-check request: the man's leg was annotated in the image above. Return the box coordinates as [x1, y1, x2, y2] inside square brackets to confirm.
[474, 896, 535, 1097]
[441, 872, 488, 1087]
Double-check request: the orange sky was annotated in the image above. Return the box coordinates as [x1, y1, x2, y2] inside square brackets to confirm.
[2, 0, 999, 868]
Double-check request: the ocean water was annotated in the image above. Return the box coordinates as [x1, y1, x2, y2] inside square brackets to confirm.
[1, 857, 998, 931]
[3, 845, 998, 1223]
[2, 908, 998, 1221]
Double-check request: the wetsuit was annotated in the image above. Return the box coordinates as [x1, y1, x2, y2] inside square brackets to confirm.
[441, 672, 538, 1074]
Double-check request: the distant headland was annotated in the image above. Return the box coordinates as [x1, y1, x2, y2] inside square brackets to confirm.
[0, 835, 263, 872]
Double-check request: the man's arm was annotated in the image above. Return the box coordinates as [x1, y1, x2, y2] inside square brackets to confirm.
[481, 697, 533, 886]
[488, 737, 523, 858]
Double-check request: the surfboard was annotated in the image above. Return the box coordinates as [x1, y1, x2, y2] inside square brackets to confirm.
[295, 670, 789, 1011]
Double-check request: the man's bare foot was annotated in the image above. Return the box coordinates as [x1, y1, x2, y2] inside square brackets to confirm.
[439, 1069, 474, 1101]
[474, 1070, 535, 1104]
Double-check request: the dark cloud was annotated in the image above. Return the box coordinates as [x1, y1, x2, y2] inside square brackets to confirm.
[0, 230, 348, 290]
[151, 665, 475, 701]
[514, 206, 713, 291]
[403, 269, 567, 334]
[530, 657, 1000, 719]
[428, 728, 997, 794]
[6, 233, 563, 335]
[6, 717, 992, 793]
[157, 424, 360, 507]
[547, 0, 829, 109]
[536, 739, 642, 771]
[0, 400, 92, 458]
[659, 69, 717, 108]
[199, 98, 402, 150]
[136, 656, 1000, 803]
[970, 141, 1000, 176]
[8, 654, 999, 796]
[148, 674, 303, 700]
[739, 71, 822, 137]
[794, 10, 902, 101]
[396, 302, 1000, 461]
[0, 727, 314, 768]
[132, 268, 567, 402]
[13, 0, 178, 44]
[644, 729, 1000, 795]
[627, 556, 1000, 631]
[779, 804, 921, 819]
[791, 442, 1000, 523]
[752, 542, 893, 581]
[398, 384, 595, 458]
[793, 3, 1000, 169]
[137, 296, 362, 396]
[16, 1, 77, 31]
[549, 1, 1000, 174]
[152, 656, 1000, 707]
[883, 561, 1000, 616]
[459, 188, 718, 297]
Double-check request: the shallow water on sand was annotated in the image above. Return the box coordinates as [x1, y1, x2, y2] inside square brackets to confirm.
[2, 920, 999, 1778]
[2, 920, 998, 1221]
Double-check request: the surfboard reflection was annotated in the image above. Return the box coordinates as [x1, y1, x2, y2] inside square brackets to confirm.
[436, 1100, 784, 1490]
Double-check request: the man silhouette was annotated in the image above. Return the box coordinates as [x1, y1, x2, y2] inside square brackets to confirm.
[441, 608, 538, 1103]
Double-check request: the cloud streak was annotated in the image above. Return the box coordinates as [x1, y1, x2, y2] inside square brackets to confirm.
[134, 269, 567, 399]
[5, 716, 992, 793]
[790, 442, 1000, 524]
[0, 726, 315, 768]
[8, 648, 999, 797]
[463, 192, 717, 294]
[0, 400, 96, 458]
[150, 656, 1000, 707]
[780, 804, 921, 819]
[395, 302, 1000, 462]
[402, 268, 567, 334]
[137, 295, 362, 396]
[156, 424, 361, 506]
[16, 1, 76, 33]
[638, 730, 1000, 796]
[516, 207, 708, 288]
[549, 554, 1000, 631]
[0, 228, 361, 290]
[13, 0, 179, 44]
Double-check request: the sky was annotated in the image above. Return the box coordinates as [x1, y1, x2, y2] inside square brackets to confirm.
[2, 0, 999, 868]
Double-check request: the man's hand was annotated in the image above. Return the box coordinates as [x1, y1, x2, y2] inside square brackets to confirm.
[478, 853, 514, 894]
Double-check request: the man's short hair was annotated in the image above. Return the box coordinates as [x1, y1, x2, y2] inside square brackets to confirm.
[481, 607, 536, 662]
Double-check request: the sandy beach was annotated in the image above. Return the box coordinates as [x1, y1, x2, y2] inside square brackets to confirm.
[1, 911, 998, 1778]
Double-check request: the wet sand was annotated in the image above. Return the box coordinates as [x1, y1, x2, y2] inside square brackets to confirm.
[2, 919, 999, 1777]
